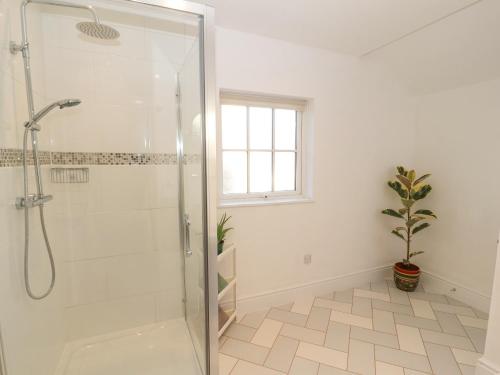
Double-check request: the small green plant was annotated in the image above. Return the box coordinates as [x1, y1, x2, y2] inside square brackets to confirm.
[382, 166, 437, 266]
[217, 213, 233, 254]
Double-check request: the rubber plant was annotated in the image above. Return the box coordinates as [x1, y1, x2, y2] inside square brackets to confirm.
[382, 166, 436, 291]
[217, 213, 233, 255]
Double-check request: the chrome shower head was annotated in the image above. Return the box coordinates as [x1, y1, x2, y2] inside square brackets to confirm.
[27, 99, 82, 129]
[76, 22, 120, 40]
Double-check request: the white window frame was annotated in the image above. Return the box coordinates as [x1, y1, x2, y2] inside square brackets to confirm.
[219, 91, 309, 206]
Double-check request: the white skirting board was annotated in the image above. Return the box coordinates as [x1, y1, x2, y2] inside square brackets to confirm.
[420, 270, 491, 313]
[236, 264, 393, 316]
[475, 358, 500, 375]
[235, 265, 492, 316]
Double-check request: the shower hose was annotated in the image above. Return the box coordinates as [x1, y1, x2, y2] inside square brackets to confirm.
[22, 127, 56, 300]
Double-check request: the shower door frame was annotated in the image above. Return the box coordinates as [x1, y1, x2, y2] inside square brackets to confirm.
[124, 1, 218, 374]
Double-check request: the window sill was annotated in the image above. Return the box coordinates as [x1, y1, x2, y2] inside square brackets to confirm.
[218, 196, 314, 208]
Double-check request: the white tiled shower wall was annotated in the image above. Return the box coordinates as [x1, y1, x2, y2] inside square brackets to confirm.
[38, 8, 197, 340]
[0, 2, 66, 375]
[0, 2, 197, 374]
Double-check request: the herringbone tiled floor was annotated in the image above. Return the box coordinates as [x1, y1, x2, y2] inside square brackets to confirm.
[218, 280, 489, 375]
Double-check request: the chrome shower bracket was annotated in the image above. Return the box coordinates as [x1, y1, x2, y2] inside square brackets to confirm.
[9, 41, 26, 55]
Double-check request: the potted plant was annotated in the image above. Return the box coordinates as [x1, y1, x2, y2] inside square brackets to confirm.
[382, 166, 436, 292]
[217, 213, 233, 255]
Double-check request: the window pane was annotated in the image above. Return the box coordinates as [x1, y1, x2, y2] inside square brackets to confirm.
[275, 109, 296, 150]
[249, 152, 272, 193]
[223, 151, 247, 194]
[221, 105, 246, 149]
[274, 152, 296, 191]
[249, 107, 272, 149]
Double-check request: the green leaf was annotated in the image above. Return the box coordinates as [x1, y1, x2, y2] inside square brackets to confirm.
[408, 170, 416, 183]
[406, 217, 424, 228]
[398, 208, 408, 215]
[396, 166, 408, 177]
[414, 209, 437, 218]
[396, 175, 412, 190]
[412, 185, 432, 200]
[382, 209, 405, 219]
[412, 222, 430, 235]
[401, 199, 414, 209]
[409, 251, 424, 258]
[414, 174, 431, 186]
[388, 181, 408, 198]
[391, 230, 406, 241]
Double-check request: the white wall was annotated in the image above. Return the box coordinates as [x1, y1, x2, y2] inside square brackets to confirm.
[415, 78, 500, 299]
[215, 28, 417, 305]
[477, 235, 500, 375]
[0, 1, 67, 375]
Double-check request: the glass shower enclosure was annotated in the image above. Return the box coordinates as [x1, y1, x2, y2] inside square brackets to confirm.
[0, 0, 217, 374]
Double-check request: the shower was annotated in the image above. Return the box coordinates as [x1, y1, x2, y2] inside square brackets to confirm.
[10, 0, 119, 300]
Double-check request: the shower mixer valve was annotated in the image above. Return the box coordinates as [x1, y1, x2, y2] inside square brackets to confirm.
[16, 194, 53, 209]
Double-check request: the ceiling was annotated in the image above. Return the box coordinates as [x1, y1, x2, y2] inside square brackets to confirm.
[214, 0, 479, 56]
[214, 0, 500, 93]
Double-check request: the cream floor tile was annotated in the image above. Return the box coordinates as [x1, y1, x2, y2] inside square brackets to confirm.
[218, 353, 238, 375]
[354, 288, 390, 302]
[296, 342, 348, 369]
[330, 310, 373, 329]
[451, 348, 481, 366]
[314, 298, 352, 313]
[288, 357, 319, 375]
[350, 326, 399, 348]
[424, 342, 462, 375]
[410, 292, 448, 303]
[388, 287, 411, 306]
[230, 360, 286, 375]
[371, 281, 389, 294]
[396, 324, 426, 355]
[430, 302, 475, 317]
[404, 369, 430, 375]
[275, 303, 294, 311]
[291, 295, 315, 315]
[376, 361, 405, 375]
[457, 315, 489, 329]
[225, 323, 257, 342]
[220, 338, 269, 365]
[351, 296, 372, 318]
[264, 336, 299, 372]
[372, 299, 414, 315]
[267, 308, 308, 327]
[464, 326, 487, 352]
[318, 364, 357, 374]
[325, 321, 350, 352]
[394, 314, 441, 332]
[306, 306, 331, 331]
[420, 329, 476, 351]
[434, 311, 467, 336]
[375, 346, 431, 373]
[251, 319, 283, 348]
[348, 339, 375, 375]
[239, 310, 268, 329]
[334, 289, 353, 304]
[409, 299, 436, 320]
[373, 309, 396, 334]
[280, 323, 326, 345]
[459, 364, 476, 375]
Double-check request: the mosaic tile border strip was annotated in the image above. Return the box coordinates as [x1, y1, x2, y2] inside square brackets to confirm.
[0, 149, 201, 168]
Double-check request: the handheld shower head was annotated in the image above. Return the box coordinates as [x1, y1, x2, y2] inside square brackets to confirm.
[26, 98, 81, 129]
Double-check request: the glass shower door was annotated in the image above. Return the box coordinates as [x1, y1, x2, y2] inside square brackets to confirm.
[178, 31, 208, 372]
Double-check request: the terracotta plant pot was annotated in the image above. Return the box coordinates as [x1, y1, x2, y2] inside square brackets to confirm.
[393, 262, 420, 292]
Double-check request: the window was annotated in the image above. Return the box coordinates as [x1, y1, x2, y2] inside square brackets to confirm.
[220, 93, 306, 204]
